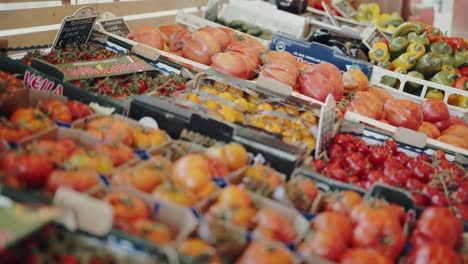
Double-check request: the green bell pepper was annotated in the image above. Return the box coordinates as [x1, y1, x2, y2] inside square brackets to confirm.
[404, 71, 425, 95]
[408, 32, 430, 47]
[440, 54, 455, 67]
[429, 40, 453, 56]
[413, 52, 443, 78]
[390, 37, 410, 60]
[392, 21, 427, 38]
[381, 67, 407, 88]
[453, 50, 468, 68]
[430, 70, 457, 87]
[392, 52, 419, 70]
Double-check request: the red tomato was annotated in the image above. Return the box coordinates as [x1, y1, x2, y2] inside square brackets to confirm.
[369, 146, 389, 165]
[93, 143, 136, 167]
[65, 100, 93, 120]
[422, 99, 450, 123]
[351, 215, 405, 261]
[342, 152, 367, 177]
[339, 248, 392, 264]
[383, 99, 423, 130]
[407, 242, 461, 264]
[434, 118, 452, 131]
[46, 169, 99, 194]
[1, 151, 53, 187]
[158, 24, 185, 45]
[225, 41, 260, 69]
[259, 63, 299, 88]
[417, 121, 440, 139]
[299, 70, 333, 102]
[210, 52, 253, 80]
[198, 27, 231, 49]
[40, 99, 72, 123]
[298, 228, 346, 261]
[128, 25, 164, 50]
[252, 208, 296, 244]
[260, 51, 297, 67]
[348, 91, 384, 120]
[411, 207, 463, 249]
[369, 86, 392, 104]
[219, 27, 238, 44]
[411, 160, 434, 183]
[313, 212, 352, 244]
[309, 63, 344, 101]
[182, 31, 221, 65]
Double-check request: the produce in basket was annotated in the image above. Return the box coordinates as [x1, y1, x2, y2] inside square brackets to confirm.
[308, 133, 468, 221]
[0, 107, 55, 142]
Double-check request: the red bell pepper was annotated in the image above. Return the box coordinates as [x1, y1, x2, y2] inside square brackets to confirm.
[444, 37, 465, 51]
[454, 76, 468, 90]
[425, 25, 444, 43]
[460, 66, 468, 77]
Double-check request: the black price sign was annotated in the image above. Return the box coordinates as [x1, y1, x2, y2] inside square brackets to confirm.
[52, 7, 98, 50]
[99, 18, 131, 37]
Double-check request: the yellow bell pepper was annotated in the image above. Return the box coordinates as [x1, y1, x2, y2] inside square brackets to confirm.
[391, 52, 420, 70]
[356, 2, 380, 22]
[406, 42, 426, 59]
[425, 88, 445, 100]
[369, 42, 390, 63]
[456, 96, 468, 108]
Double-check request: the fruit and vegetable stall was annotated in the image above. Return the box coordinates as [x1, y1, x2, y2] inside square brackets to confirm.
[0, 0, 467, 264]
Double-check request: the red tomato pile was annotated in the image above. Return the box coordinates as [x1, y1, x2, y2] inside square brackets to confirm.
[344, 87, 468, 149]
[298, 190, 464, 264]
[310, 133, 468, 220]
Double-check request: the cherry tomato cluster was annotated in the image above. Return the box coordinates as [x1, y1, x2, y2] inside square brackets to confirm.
[71, 73, 186, 98]
[21, 44, 121, 65]
[310, 133, 468, 220]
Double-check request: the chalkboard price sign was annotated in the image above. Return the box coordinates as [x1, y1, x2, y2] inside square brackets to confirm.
[99, 18, 131, 37]
[52, 7, 98, 50]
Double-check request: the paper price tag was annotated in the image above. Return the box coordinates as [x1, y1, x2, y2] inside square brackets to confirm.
[315, 94, 336, 159]
[52, 7, 98, 50]
[362, 26, 390, 49]
[322, 2, 340, 27]
[98, 13, 131, 38]
[332, 0, 357, 18]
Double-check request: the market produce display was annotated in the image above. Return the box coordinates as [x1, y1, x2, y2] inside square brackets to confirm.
[309, 1, 404, 32]
[308, 133, 468, 220]
[1, 2, 468, 264]
[174, 80, 318, 151]
[369, 22, 468, 108]
[339, 86, 468, 149]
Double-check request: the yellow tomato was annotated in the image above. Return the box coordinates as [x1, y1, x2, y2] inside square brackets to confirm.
[219, 92, 234, 102]
[257, 103, 273, 111]
[187, 93, 201, 104]
[213, 81, 229, 91]
[227, 87, 244, 98]
[235, 97, 248, 111]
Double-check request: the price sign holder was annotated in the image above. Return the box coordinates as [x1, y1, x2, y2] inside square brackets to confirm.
[97, 11, 131, 38]
[322, 2, 341, 27]
[332, 0, 357, 18]
[362, 26, 391, 49]
[52, 7, 99, 50]
[315, 94, 336, 159]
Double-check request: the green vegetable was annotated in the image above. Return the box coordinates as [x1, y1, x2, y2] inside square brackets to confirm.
[413, 52, 443, 78]
[246, 27, 262, 36]
[216, 18, 227, 25]
[440, 54, 454, 67]
[407, 32, 430, 47]
[229, 20, 245, 28]
[241, 23, 252, 32]
[430, 70, 457, 87]
[404, 71, 425, 95]
[430, 40, 453, 56]
[381, 67, 407, 88]
[392, 21, 426, 38]
[391, 52, 419, 70]
[453, 50, 468, 68]
[389, 37, 410, 60]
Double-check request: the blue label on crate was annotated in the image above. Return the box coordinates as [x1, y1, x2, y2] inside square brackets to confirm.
[213, 178, 228, 188]
[270, 34, 373, 77]
[134, 149, 150, 160]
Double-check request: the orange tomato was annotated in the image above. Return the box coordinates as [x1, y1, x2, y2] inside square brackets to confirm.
[93, 143, 136, 167]
[298, 228, 346, 261]
[86, 117, 134, 146]
[10, 108, 54, 133]
[242, 165, 283, 196]
[252, 208, 296, 244]
[216, 185, 253, 208]
[103, 191, 151, 223]
[178, 239, 221, 264]
[237, 241, 294, 264]
[131, 218, 172, 245]
[132, 127, 167, 149]
[40, 99, 72, 123]
[418, 121, 441, 139]
[204, 145, 227, 163]
[224, 143, 249, 171]
[46, 169, 99, 194]
[323, 191, 363, 215]
[171, 154, 212, 192]
[153, 183, 197, 207]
